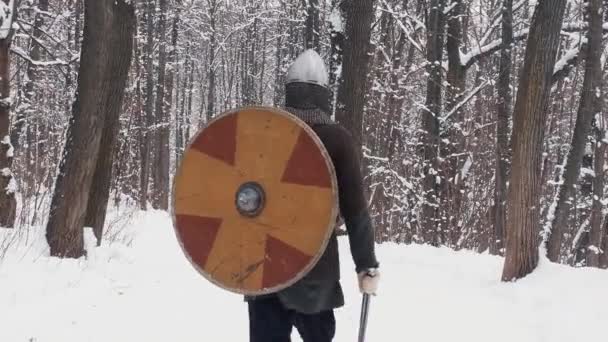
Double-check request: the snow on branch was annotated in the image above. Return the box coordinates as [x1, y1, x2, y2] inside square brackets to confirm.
[0, 0, 14, 40]
[559, 21, 608, 33]
[462, 22, 608, 70]
[478, 0, 528, 47]
[553, 34, 586, 83]
[379, 0, 424, 54]
[1, 135, 12, 158]
[10, 46, 76, 67]
[601, 42, 608, 70]
[462, 29, 529, 69]
[440, 80, 489, 124]
[1, 166, 16, 194]
[443, 2, 458, 15]
[329, 7, 343, 33]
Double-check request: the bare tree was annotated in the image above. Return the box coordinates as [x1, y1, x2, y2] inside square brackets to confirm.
[0, 0, 16, 228]
[45, 0, 136, 257]
[306, 0, 320, 50]
[152, 0, 171, 210]
[502, 0, 567, 281]
[140, 0, 155, 210]
[335, 0, 376, 153]
[492, 0, 513, 256]
[419, 0, 446, 246]
[547, 0, 604, 263]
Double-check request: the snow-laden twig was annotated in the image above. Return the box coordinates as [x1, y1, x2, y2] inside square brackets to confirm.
[440, 80, 489, 123]
[461, 29, 529, 68]
[541, 156, 568, 257]
[552, 32, 587, 83]
[478, 0, 528, 47]
[10, 46, 76, 67]
[462, 22, 608, 70]
[379, 0, 424, 54]
[570, 217, 590, 256]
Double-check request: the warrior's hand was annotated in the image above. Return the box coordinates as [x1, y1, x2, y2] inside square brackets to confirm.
[358, 268, 380, 296]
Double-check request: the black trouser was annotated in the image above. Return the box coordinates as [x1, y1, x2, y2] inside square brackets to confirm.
[248, 296, 336, 342]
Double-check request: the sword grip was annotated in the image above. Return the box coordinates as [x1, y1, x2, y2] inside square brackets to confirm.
[358, 293, 371, 342]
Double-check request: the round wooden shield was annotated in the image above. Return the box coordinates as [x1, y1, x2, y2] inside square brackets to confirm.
[171, 106, 339, 296]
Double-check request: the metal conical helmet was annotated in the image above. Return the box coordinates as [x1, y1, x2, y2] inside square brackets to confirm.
[286, 49, 329, 88]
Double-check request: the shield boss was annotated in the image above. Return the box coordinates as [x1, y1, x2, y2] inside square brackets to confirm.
[171, 106, 339, 295]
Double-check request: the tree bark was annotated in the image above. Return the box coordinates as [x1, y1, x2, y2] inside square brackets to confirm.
[601, 218, 608, 268]
[547, 0, 603, 263]
[84, 5, 136, 245]
[0, 0, 16, 229]
[169, 4, 180, 163]
[140, 0, 155, 210]
[206, 0, 217, 122]
[420, 0, 446, 246]
[335, 0, 375, 154]
[45, 0, 135, 258]
[587, 124, 605, 266]
[492, 0, 513, 255]
[444, 0, 466, 247]
[152, 0, 170, 210]
[11, 0, 48, 151]
[305, 0, 320, 50]
[502, 0, 567, 281]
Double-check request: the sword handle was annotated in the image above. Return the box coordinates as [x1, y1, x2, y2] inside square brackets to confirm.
[358, 293, 371, 342]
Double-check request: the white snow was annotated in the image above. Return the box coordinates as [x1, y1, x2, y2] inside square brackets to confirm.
[329, 8, 344, 33]
[553, 36, 586, 76]
[0, 0, 13, 39]
[1, 209, 608, 342]
[461, 29, 529, 67]
[5, 173, 15, 193]
[286, 49, 329, 88]
[461, 154, 473, 180]
[1, 135, 13, 158]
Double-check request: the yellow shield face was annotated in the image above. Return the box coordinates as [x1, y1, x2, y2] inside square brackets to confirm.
[171, 106, 338, 295]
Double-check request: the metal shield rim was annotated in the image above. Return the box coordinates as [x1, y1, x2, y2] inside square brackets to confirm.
[170, 105, 339, 296]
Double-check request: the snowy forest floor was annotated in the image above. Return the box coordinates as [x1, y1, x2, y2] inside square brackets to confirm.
[1, 208, 608, 342]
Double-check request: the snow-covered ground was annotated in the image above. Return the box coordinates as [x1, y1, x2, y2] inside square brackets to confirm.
[1, 209, 608, 342]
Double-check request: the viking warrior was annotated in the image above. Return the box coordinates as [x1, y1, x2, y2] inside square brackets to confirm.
[245, 49, 380, 342]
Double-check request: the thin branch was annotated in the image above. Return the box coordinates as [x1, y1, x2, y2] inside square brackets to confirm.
[440, 80, 490, 124]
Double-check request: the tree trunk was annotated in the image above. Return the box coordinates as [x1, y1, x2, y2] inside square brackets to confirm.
[335, 0, 375, 154]
[305, 0, 320, 50]
[84, 4, 136, 245]
[547, 0, 603, 262]
[587, 125, 605, 266]
[444, 0, 466, 247]
[492, 0, 513, 255]
[11, 0, 48, 151]
[502, 0, 567, 281]
[420, 0, 446, 246]
[328, 0, 344, 117]
[169, 4, 180, 163]
[152, 0, 170, 210]
[0, 0, 16, 229]
[601, 218, 608, 268]
[45, 0, 136, 257]
[206, 0, 217, 122]
[139, 0, 156, 210]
